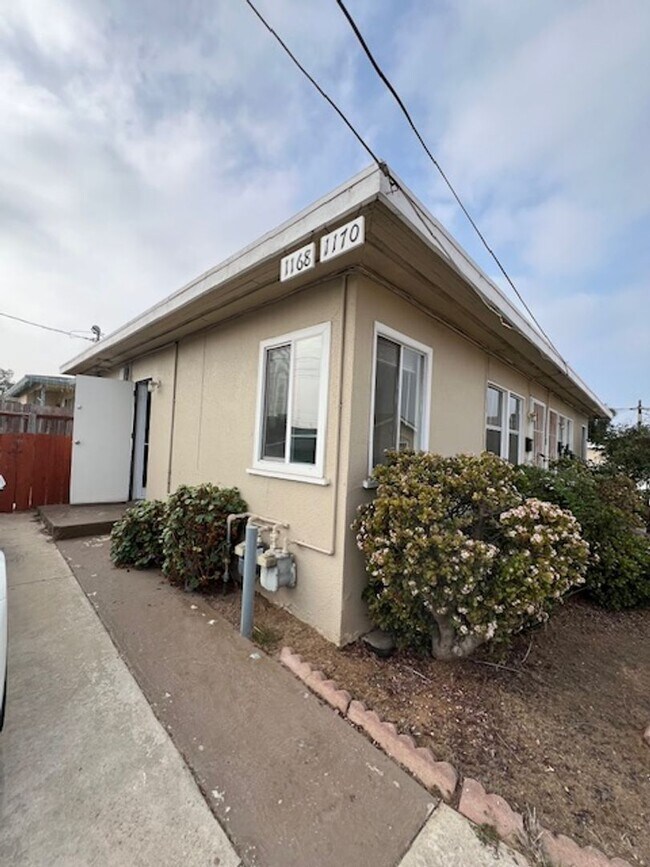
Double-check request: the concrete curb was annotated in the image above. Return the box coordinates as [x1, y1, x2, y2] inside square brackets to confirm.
[347, 700, 458, 801]
[279, 647, 456, 802]
[279, 646, 632, 867]
[457, 778, 632, 867]
[279, 647, 352, 715]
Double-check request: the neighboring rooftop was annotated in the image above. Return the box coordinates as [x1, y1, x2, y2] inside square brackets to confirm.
[5, 374, 75, 399]
[61, 163, 611, 419]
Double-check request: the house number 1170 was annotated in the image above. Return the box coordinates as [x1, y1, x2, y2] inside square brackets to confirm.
[320, 216, 365, 262]
[279, 216, 366, 281]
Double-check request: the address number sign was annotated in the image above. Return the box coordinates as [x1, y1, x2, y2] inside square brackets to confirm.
[280, 242, 315, 282]
[279, 216, 365, 281]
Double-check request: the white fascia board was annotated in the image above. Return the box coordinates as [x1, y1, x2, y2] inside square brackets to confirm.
[61, 160, 610, 419]
[61, 163, 384, 374]
[377, 171, 612, 418]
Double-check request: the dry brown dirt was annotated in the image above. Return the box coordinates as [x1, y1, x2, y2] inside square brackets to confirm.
[206, 589, 650, 865]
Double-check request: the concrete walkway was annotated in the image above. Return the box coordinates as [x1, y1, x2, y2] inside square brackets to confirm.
[53, 526, 528, 867]
[57, 534, 433, 867]
[0, 513, 239, 866]
[0, 511, 528, 866]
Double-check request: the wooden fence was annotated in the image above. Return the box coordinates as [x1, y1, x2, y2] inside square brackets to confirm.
[0, 399, 74, 436]
[0, 400, 73, 512]
[0, 433, 72, 513]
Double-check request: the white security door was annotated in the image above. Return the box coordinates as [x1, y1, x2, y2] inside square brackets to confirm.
[70, 375, 135, 504]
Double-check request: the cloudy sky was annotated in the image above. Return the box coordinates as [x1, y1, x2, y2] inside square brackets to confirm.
[1, 0, 649, 423]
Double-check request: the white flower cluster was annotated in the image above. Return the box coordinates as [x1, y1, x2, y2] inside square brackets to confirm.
[352, 453, 590, 654]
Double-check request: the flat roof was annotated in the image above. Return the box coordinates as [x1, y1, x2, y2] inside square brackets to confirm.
[5, 374, 75, 398]
[62, 163, 611, 418]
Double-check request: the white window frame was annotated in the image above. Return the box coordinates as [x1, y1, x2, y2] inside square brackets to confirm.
[485, 382, 525, 464]
[249, 321, 331, 484]
[557, 411, 574, 456]
[530, 398, 547, 467]
[368, 322, 432, 477]
[547, 408, 560, 462]
[580, 424, 588, 461]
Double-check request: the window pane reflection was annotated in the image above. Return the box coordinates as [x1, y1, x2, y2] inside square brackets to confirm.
[262, 344, 290, 459]
[373, 336, 400, 467]
[399, 348, 423, 451]
[290, 334, 322, 464]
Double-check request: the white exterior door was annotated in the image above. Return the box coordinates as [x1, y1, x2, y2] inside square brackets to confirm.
[70, 375, 135, 505]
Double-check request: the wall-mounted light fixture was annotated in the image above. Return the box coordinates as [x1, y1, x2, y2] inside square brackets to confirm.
[147, 378, 162, 393]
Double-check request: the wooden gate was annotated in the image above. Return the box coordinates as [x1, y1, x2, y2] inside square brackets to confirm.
[0, 433, 72, 512]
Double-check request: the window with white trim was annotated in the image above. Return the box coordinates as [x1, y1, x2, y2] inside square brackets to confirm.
[485, 385, 504, 457]
[252, 322, 330, 480]
[580, 424, 588, 461]
[371, 324, 431, 469]
[507, 393, 524, 464]
[548, 409, 574, 459]
[485, 384, 524, 464]
[531, 399, 546, 466]
[558, 414, 573, 456]
[548, 409, 559, 460]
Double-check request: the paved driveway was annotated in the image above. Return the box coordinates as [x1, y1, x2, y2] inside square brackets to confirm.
[0, 513, 239, 866]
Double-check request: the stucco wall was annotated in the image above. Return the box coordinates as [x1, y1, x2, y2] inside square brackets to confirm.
[487, 358, 587, 456]
[338, 274, 589, 642]
[160, 278, 348, 643]
[106, 271, 589, 646]
[19, 386, 73, 408]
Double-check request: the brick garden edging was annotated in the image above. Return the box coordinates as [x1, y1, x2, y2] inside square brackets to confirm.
[279, 646, 632, 867]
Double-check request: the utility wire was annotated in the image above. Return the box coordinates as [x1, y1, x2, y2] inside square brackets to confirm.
[244, 0, 566, 370]
[333, 0, 561, 358]
[244, 0, 380, 166]
[243, 3, 457, 270]
[0, 310, 95, 341]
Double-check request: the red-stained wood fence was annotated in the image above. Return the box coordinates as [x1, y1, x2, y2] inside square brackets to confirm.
[0, 433, 72, 512]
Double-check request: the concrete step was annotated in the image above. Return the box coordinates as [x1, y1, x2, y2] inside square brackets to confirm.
[38, 503, 131, 540]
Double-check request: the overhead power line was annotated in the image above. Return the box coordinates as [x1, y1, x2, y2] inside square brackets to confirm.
[333, 0, 560, 357]
[244, 0, 380, 165]
[0, 310, 96, 341]
[244, 0, 567, 372]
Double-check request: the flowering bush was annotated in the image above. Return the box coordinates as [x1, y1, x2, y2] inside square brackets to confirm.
[353, 452, 589, 658]
[517, 459, 650, 610]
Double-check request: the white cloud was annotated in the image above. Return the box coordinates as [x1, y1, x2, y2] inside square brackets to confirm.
[0, 0, 105, 65]
[390, 1, 650, 273]
[0, 0, 648, 417]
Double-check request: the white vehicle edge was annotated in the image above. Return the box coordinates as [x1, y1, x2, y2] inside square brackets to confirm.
[0, 550, 6, 730]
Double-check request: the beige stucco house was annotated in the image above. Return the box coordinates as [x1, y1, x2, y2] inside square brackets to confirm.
[62, 164, 611, 645]
[5, 374, 75, 408]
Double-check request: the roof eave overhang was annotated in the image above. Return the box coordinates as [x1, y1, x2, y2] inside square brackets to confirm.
[61, 163, 611, 420]
[61, 163, 386, 376]
[373, 178, 612, 419]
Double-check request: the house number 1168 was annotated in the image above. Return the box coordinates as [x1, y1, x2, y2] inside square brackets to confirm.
[279, 242, 316, 282]
[279, 216, 366, 281]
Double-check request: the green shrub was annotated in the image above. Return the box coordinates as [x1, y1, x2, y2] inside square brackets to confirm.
[353, 452, 589, 658]
[517, 459, 650, 610]
[162, 483, 247, 590]
[110, 500, 166, 569]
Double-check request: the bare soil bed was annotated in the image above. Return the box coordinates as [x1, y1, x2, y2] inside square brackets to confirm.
[206, 588, 649, 865]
